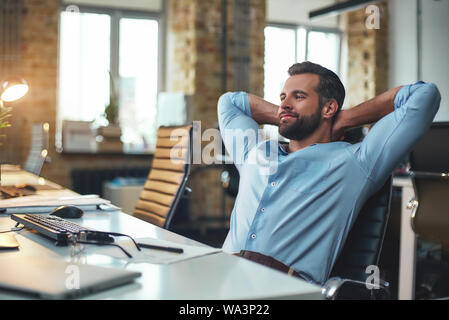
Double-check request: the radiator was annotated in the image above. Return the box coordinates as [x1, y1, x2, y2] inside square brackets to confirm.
[71, 167, 150, 197]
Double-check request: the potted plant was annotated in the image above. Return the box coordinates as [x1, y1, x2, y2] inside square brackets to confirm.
[104, 71, 119, 126]
[97, 72, 123, 152]
[0, 105, 11, 145]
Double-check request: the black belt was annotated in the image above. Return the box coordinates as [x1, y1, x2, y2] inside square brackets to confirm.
[236, 250, 303, 280]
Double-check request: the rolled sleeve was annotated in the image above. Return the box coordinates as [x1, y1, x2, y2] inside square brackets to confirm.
[356, 81, 441, 186]
[217, 92, 260, 169]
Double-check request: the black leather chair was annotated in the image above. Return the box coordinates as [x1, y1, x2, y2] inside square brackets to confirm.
[322, 127, 392, 300]
[323, 176, 393, 300]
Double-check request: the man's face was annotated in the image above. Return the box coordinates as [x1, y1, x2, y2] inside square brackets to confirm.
[278, 73, 322, 141]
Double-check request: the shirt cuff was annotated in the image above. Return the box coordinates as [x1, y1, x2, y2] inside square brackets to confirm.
[231, 91, 252, 117]
[393, 80, 425, 110]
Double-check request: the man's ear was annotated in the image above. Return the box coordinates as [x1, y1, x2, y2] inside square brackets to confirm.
[322, 99, 339, 120]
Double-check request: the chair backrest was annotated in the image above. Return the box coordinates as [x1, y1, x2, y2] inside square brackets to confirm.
[23, 122, 49, 176]
[133, 125, 192, 229]
[330, 176, 393, 282]
[409, 122, 449, 248]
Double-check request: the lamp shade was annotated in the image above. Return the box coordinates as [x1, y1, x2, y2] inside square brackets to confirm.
[1, 78, 29, 102]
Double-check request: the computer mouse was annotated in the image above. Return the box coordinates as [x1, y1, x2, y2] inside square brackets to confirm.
[49, 205, 84, 219]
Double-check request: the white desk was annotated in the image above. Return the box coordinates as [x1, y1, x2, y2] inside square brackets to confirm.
[0, 170, 323, 300]
[0, 212, 323, 300]
[393, 176, 416, 300]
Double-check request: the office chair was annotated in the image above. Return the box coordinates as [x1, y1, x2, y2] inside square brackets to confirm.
[322, 128, 391, 300]
[133, 124, 193, 229]
[323, 176, 393, 300]
[23, 122, 50, 176]
[408, 122, 449, 247]
[407, 122, 449, 299]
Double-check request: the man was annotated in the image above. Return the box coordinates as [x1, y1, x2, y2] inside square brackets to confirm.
[217, 61, 441, 285]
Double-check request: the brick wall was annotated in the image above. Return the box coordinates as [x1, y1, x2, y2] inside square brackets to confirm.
[1, 0, 265, 225]
[1, 0, 151, 189]
[168, 0, 266, 223]
[345, 1, 389, 108]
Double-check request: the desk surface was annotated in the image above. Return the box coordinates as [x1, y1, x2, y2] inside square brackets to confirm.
[0, 170, 323, 300]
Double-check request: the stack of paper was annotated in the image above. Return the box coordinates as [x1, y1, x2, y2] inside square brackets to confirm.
[0, 194, 120, 214]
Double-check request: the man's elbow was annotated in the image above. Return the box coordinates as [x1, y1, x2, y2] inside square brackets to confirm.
[424, 82, 441, 115]
[217, 92, 234, 113]
[408, 82, 441, 116]
[424, 82, 441, 102]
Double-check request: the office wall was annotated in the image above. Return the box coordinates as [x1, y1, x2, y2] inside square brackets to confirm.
[0, 0, 152, 189]
[166, 0, 266, 222]
[344, 1, 389, 108]
[266, 0, 338, 28]
[421, 0, 449, 121]
[388, 0, 418, 87]
[388, 0, 449, 121]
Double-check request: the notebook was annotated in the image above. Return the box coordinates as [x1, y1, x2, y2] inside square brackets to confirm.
[0, 255, 141, 299]
[0, 194, 120, 214]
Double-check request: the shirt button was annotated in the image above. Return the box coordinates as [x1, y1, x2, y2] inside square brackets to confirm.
[251, 234, 256, 239]
[271, 182, 276, 187]
[261, 208, 265, 212]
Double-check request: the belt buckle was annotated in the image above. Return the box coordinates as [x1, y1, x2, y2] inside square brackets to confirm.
[287, 267, 296, 276]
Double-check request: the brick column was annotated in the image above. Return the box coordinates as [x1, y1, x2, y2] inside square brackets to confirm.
[167, 0, 266, 225]
[345, 1, 388, 108]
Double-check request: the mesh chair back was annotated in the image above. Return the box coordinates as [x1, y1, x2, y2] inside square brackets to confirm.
[133, 125, 192, 228]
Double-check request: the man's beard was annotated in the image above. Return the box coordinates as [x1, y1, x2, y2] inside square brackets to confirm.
[278, 107, 322, 141]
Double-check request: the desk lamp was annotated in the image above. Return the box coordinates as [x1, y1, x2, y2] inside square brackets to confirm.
[0, 77, 29, 107]
[0, 77, 29, 188]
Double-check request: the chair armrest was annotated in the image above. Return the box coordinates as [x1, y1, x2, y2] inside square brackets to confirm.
[322, 277, 390, 300]
[407, 197, 419, 233]
[221, 170, 231, 188]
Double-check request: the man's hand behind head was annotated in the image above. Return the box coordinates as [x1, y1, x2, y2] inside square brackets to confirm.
[331, 109, 347, 142]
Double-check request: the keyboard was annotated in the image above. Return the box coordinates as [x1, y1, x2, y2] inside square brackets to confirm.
[11, 214, 114, 246]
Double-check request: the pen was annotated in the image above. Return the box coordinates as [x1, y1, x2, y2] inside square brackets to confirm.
[137, 242, 184, 254]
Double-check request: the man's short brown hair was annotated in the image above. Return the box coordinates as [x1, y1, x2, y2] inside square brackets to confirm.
[288, 61, 346, 113]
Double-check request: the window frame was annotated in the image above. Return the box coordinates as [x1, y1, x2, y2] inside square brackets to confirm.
[265, 22, 342, 75]
[60, 4, 165, 93]
[263, 22, 342, 141]
[57, 4, 165, 152]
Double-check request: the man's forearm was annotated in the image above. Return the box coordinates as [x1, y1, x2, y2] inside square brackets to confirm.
[248, 94, 279, 126]
[338, 86, 403, 130]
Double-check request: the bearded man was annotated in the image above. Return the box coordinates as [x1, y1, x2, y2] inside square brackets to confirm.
[217, 61, 441, 285]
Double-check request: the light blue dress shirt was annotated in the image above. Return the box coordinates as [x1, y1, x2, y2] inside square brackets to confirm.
[218, 82, 440, 285]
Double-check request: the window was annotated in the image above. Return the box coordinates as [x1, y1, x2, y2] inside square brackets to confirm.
[59, 11, 111, 122]
[263, 24, 341, 139]
[58, 7, 160, 152]
[118, 18, 159, 149]
[306, 31, 340, 73]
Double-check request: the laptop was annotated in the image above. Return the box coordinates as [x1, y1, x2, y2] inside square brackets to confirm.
[0, 255, 141, 299]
